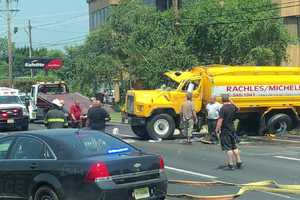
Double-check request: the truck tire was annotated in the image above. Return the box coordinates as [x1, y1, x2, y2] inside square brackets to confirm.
[267, 114, 292, 135]
[146, 114, 175, 140]
[195, 115, 205, 132]
[131, 126, 149, 139]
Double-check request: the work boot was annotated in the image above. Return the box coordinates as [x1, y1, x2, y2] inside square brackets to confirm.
[236, 162, 243, 169]
[228, 164, 235, 170]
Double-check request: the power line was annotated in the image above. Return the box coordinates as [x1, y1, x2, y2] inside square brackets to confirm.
[33, 26, 87, 34]
[34, 38, 85, 48]
[31, 35, 86, 48]
[33, 14, 88, 28]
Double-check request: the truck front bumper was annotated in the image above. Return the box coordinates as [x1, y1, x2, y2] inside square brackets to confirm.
[128, 115, 147, 126]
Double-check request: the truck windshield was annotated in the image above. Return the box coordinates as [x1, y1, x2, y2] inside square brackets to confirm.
[38, 84, 67, 94]
[0, 96, 23, 104]
[159, 77, 179, 90]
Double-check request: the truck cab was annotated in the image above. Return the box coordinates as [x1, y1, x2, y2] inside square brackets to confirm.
[0, 87, 30, 131]
[125, 70, 204, 140]
[31, 82, 69, 119]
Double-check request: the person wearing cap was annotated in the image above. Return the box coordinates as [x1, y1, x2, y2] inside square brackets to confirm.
[44, 99, 68, 129]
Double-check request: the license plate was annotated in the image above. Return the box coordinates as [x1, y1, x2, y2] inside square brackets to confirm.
[7, 119, 14, 124]
[134, 187, 150, 200]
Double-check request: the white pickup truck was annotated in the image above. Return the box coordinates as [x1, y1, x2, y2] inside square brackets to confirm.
[0, 87, 30, 131]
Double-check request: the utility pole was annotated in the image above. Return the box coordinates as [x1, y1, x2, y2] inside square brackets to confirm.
[28, 20, 33, 78]
[6, 0, 13, 88]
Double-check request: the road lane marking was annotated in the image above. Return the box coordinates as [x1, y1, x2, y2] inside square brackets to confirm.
[274, 156, 300, 161]
[261, 191, 296, 199]
[165, 166, 218, 179]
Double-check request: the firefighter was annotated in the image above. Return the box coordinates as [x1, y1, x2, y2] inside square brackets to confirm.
[44, 99, 68, 129]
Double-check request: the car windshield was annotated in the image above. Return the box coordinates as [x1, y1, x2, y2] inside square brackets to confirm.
[0, 96, 23, 104]
[59, 132, 137, 157]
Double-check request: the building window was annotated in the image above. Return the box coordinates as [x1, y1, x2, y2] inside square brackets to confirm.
[90, 6, 112, 30]
[156, 0, 173, 11]
[284, 16, 300, 39]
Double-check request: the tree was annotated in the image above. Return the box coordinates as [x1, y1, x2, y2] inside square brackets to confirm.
[63, 0, 290, 96]
[183, 0, 290, 65]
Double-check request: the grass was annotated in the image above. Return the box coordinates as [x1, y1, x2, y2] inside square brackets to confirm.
[110, 111, 122, 123]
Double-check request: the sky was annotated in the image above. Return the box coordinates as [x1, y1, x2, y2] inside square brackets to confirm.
[0, 0, 89, 50]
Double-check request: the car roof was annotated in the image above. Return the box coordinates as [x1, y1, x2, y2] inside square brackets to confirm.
[2, 129, 105, 139]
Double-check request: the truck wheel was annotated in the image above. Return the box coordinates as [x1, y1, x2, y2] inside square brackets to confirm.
[131, 126, 149, 139]
[195, 115, 204, 132]
[146, 114, 175, 140]
[267, 114, 292, 135]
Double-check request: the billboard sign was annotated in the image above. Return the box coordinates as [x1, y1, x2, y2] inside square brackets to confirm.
[24, 58, 63, 70]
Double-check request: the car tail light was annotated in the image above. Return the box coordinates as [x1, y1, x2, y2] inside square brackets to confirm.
[1, 112, 8, 119]
[159, 156, 165, 171]
[85, 162, 111, 183]
[12, 109, 21, 116]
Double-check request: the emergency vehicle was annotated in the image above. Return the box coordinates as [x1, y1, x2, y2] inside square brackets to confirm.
[0, 87, 30, 131]
[30, 82, 92, 120]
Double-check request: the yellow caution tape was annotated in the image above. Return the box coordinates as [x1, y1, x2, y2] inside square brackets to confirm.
[168, 179, 300, 200]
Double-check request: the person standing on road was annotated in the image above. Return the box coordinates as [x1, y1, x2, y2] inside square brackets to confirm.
[44, 99, 68, 129]
[180, 92, 197, 144]
[87, 100, 110, 131]
[70, 100, 82, 128]
[206, 96, 222, 144]
[215, 94, 243, 170]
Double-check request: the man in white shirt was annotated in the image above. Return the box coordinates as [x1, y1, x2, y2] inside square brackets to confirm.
[206, 96, 222, 143]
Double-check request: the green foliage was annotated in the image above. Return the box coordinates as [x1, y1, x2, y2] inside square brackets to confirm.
[62, 0, 290, 96]
[184, 0, 290, 65]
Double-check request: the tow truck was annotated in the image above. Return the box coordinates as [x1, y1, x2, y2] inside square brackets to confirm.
[0, 87, 30, 131]
[30, 82, 92, 120]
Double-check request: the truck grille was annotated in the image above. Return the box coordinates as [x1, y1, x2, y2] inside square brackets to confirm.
[127, 95, 134, 114]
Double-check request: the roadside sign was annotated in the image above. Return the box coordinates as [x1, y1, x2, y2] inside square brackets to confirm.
[24, 58, 63, 70]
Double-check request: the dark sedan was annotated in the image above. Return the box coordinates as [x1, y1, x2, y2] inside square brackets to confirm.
[0, 129, 167, 200]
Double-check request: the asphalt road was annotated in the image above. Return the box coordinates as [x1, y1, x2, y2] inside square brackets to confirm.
[2, 123, 300, 200]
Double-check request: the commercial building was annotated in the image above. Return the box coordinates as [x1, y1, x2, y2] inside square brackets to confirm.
[275, 0, 300, 66]
[87, 0, 300, 66]
[87, 0, 173, 31]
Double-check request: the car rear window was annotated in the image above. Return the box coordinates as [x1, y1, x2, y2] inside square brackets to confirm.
[57, 132, 137, 157]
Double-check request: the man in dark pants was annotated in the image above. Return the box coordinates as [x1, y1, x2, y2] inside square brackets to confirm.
[87, 100, 110, 131]
[44, 99, 68, 129]
[216, 94, 243, 170]
[206, 96, 222, 143]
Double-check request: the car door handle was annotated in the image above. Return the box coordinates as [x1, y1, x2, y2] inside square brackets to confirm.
[30, 163, 39, 169]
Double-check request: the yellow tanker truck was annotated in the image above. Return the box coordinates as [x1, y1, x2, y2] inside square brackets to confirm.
[125, 65, 300, 140]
